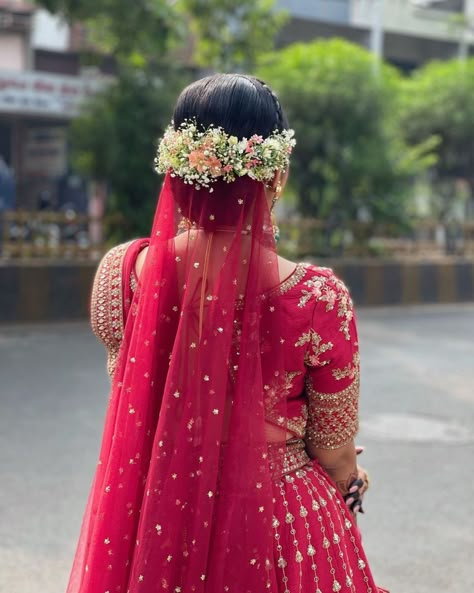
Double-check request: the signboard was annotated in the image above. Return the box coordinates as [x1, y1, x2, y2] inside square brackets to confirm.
[0, 70, 107, 118]
[23, 125, 68, 177]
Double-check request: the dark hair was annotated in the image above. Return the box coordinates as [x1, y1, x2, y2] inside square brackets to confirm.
[173, 74, 289, 138]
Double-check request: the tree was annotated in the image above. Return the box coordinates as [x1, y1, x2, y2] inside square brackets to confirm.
[32, 2, 189, 240]
[180, 0, 286, 72]
[34, 0, 285, 71]
[258, 39, 434, 254]
[71, 68, 190, 240]
[33, 0, 287, 239]
[34, 0, 181, 62]
[400, 58, 474, 223]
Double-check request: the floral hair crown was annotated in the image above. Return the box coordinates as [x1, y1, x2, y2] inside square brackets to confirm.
[155, 120, 296, 190]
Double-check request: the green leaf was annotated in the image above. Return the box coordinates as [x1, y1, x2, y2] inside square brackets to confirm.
[257, 39, 431, 230]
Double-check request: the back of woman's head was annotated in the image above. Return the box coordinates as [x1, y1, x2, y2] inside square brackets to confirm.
[173, 74, 289, 139]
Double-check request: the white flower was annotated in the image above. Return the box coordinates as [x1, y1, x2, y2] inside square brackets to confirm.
[155, 120, 296, 189]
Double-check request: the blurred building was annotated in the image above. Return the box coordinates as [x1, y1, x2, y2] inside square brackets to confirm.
[0, 0, 108, 211]
[277, 0, 474, 70]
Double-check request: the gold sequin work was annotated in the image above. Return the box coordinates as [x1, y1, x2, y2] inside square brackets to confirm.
[305, 374, 360, 450]
[297, 270, 355, 341]
[296, 329, 334, 367]
[332, 352, 361, 381]
[90, 250, 380, 593]
[272, 465, 375, 593]
[90, 241, 133, 377]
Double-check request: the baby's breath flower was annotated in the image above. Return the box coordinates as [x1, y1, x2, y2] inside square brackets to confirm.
[155, 119, 296, 189]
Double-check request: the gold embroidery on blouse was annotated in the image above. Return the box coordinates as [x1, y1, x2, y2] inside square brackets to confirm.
[229, 263, 307, 311]
[285, 370, 303, 393]
[297, 271, 354, 341]
[286, 404, 309, 438]
[297, 270, 332, 309]
[277, 263, 307, 296]
[283, 373, 307, 437]
[265, 371, 306, 436]
[295, 329, 333, 368]
[332, 352, 360, 381]
[332, 275, 354, 341]
[91, 241, 133, 378]
[264, 371, 302, 412]
[304, 374, 359, 450]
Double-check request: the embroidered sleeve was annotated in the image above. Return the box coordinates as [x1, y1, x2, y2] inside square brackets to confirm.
[90, 242, 132, 378]
[305, 372, 359, 450]
[300, 271, 360, 450]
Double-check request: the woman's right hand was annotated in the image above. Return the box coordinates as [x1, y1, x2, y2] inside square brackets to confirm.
[345, 446, 370, 514]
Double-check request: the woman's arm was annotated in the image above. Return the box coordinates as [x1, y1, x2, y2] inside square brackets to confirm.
[90, 239, 148, 378]
[134, 245, 149, 279]
[306, 439, 357, 498]
[301, 270, 361, 506]
[90, 241, 133, 378]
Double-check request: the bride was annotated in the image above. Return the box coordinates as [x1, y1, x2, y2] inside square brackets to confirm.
[67, 73, 387, 593]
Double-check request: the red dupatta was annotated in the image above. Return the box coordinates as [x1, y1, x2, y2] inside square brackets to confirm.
[67, 172, 288, 593]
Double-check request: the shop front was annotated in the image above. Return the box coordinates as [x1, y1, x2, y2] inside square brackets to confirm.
[0, 69, 105, 212]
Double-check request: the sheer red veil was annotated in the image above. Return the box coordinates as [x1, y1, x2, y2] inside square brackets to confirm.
[67, 165, 290, 592]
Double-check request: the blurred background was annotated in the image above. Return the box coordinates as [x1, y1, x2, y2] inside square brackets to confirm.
[0, 1, 473, 592]
[1, 0, 474, 275]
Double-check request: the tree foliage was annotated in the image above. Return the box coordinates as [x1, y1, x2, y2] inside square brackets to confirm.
[180, 0, 286, 71]
[34, 0, 181, 62]
[400, 58, 474, 219]
[32, 0, 287, 238]
[71, 68, 190, 240]
[34, 0, 284, 70]
[258, 39, 435, 229]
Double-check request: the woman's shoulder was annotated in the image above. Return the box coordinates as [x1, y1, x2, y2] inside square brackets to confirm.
[300, 262, 349, 289]
[286, 261, 349, 295]
[97, 238, 149, 270]
[94, 238, 149, 287]
[285, 261, 354, 318]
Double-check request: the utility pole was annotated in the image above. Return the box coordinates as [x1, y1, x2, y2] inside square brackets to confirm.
[458, 26, 469, 61]
[370, 0, 386, 72]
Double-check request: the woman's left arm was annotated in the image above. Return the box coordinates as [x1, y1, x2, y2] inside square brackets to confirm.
[302, 271, 364, 513]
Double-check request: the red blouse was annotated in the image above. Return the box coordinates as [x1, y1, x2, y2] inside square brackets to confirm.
[91, 239, 359, 451]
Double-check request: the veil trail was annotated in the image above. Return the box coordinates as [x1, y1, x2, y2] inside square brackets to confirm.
[67, 173, 289, 593]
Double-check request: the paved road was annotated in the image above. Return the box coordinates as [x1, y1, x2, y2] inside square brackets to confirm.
[1, 305, 473, 593]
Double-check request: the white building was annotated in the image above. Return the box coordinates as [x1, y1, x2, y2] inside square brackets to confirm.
[0, 0, 106, 209]
[277, 0, 474, 69]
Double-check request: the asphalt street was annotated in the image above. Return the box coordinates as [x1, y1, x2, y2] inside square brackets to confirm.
[0, 304, 473, 593]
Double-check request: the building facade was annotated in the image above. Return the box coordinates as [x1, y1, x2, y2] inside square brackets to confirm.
[0, 0, 107, 211]
[277, 0, 474, 70]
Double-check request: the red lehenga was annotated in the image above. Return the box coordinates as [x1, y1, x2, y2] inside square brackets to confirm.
[68, 174, 387, 593]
